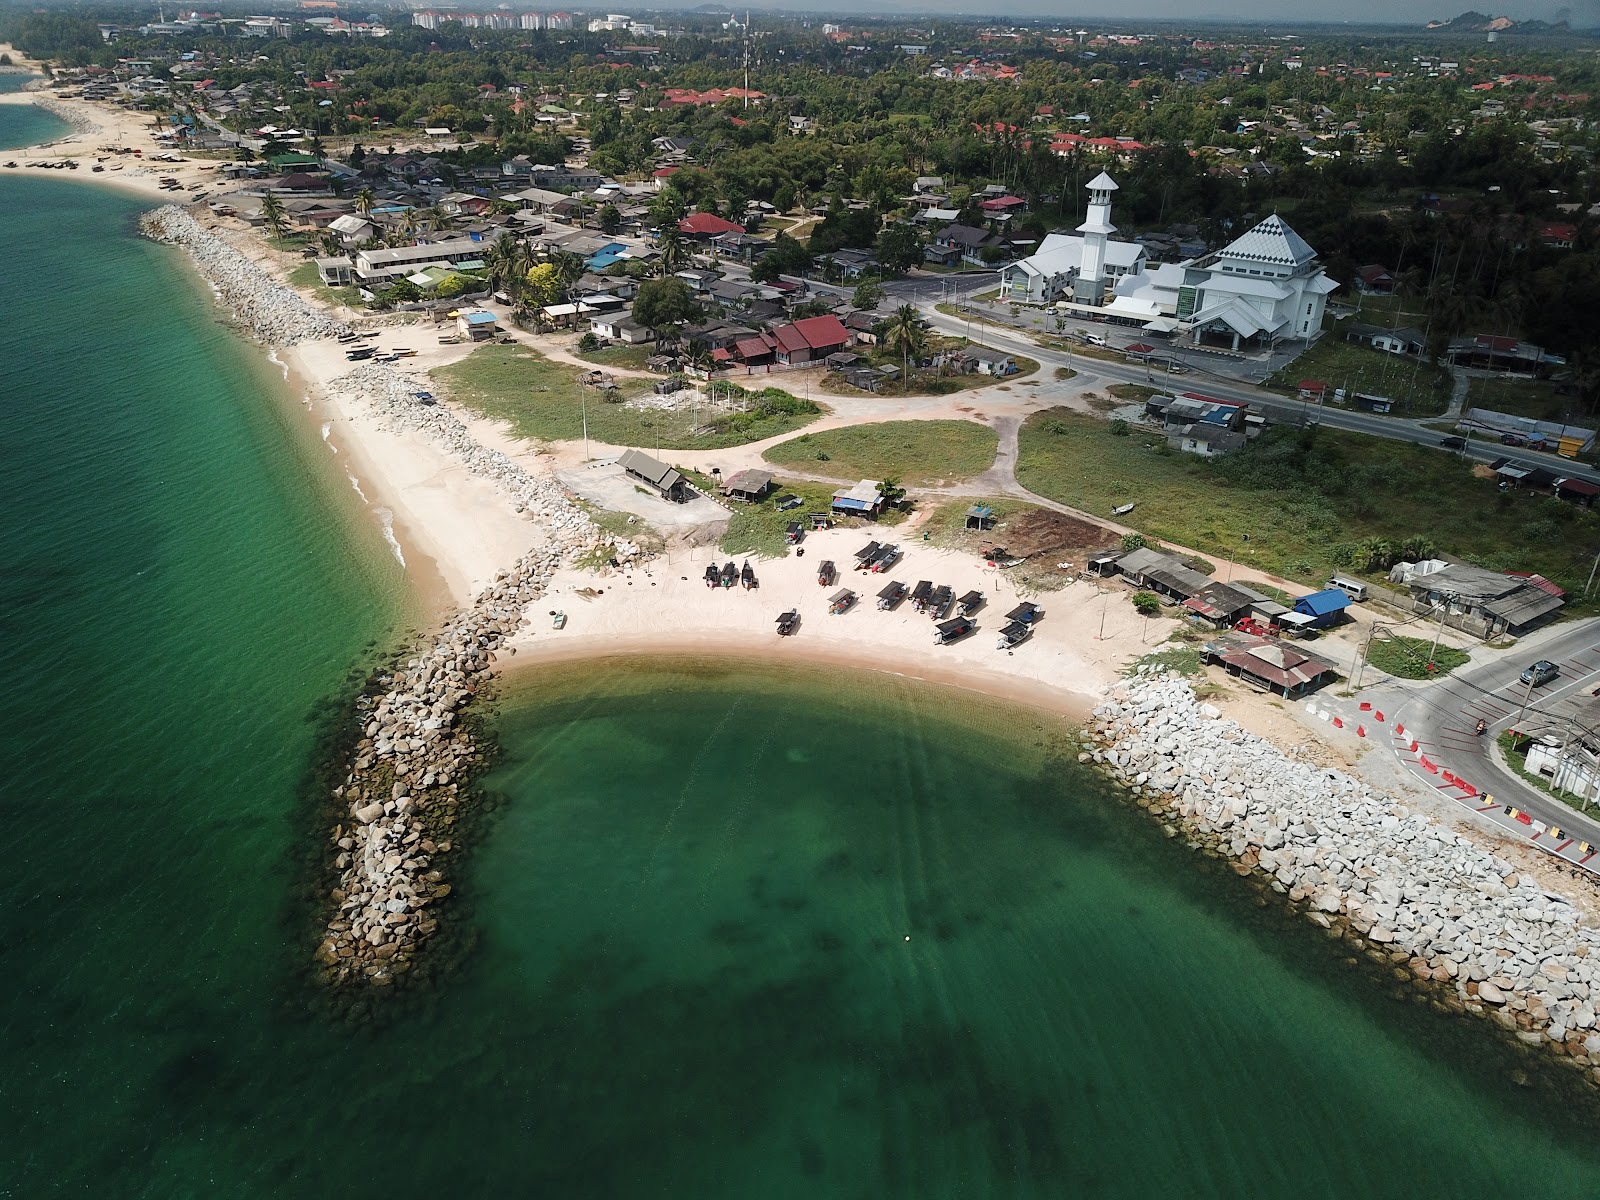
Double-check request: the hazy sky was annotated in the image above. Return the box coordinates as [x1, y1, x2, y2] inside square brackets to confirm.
[764, 0, 1600, 23]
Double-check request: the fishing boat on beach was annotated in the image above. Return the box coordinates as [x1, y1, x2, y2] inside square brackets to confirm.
[935, 616, 974, 645]
[828, 589, 857, 615]
[740, 561, 757, 590]
[720, 562, 738, 588]
[956, 590, 985, 617]
[877, 581, 907, 610]
[910, 580, 933, 613]
[926, 585, 954, 620]
[853, 541, 880, 569]
[869, 544, 901, 572]
[996, 621, 1031, 650]
[816, 560, 836, 587]
[776, 609, 800, 636]
[703, 563, 721, 588]
[1005, 601, 1044, 626]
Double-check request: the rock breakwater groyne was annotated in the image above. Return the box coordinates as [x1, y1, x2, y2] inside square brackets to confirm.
[1090, 673, 1600, 1078]
[31, 95, 98, 135]
[138, 206, 345, 346]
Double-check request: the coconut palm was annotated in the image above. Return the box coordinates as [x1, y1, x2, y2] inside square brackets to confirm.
[548, 250, 586, 302]
[485, 236, 532, 300]
[658, 226, 690, 276]
[259, 191, 288, 239]
[354, 187, 376, 215]
[885, 303, 926, 386]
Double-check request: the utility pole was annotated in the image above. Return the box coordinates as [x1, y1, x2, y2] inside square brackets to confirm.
[1425, 601, 1450, 672]
[1515, 673, 1537, 727]
[581, 387, 589, 462]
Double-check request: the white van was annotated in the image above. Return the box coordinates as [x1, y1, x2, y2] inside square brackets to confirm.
[1326, 574, 1369, 603]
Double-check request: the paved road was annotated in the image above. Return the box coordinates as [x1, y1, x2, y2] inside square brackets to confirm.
[899, 276, 1600, 487]
[1367, 622, 1600, 838]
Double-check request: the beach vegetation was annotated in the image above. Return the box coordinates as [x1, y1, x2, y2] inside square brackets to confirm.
[1015, 407, 1600, 612]
[1127, 642, 1202, 676]
[433, 345, 820, 451]
[1131, 591, 1162, 616]
[259, 192, 288, 240]
[764, 420, 997, 487]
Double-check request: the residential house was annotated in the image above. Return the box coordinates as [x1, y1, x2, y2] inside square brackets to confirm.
[1390, 560, 1565, 636]
[677, 212, 744, 241]
[353, 234, 503, 284]
[967, 347, 1018, 376]
[720, 469, 774, 502]
[1201, 632, 1337, 698]
[1168, 423, 1247, 456]
[588, 314, 653, 344]
[1346, 323, 1426, 356]
[930, 222, 1006, 267]
[831, 479, 884, 518]
[769, 315, 852, 365]
[1095, 546, 1212, 601]
[456, 309, 498, 339]
[1292, 588, 1352, 629]
[1357, 263, 1395, 292]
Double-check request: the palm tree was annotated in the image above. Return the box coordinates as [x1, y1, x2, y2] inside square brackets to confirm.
[548, 250, 586, 302]
[886, 303, 926, 387]
[354, 187, 376, 215]
[260, 191, 287, 240]
[485, 236, 531, 300]
[658, 226, 690, 276]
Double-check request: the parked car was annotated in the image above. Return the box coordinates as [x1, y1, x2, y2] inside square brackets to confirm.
[1500, 433, 1526, 447]
[1438, 436, 1466, 450]
[1520, 660, 1560, 687]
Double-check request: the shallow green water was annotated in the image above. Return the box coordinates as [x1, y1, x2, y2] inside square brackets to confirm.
[4, 91, 1600, 1198]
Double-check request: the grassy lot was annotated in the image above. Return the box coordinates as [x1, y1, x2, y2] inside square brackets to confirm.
[1014, 406, 1600, 612]
[1365, 635, 1470, 680]
[1034, 337, 1125, 364]
[1464, 376, 1577, 425]
[1268, 338, 1451, 417]
[433, 344, 821, 450]
[287, 260, 363, 309]
[577, 343, 655, 371]
[679, 470, 907, 557]
[763, 420, 997, 486]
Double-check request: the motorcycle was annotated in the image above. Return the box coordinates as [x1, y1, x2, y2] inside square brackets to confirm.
[1475, 719, 1488, 737]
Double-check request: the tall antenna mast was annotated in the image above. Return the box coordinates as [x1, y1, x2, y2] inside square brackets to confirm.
[743, 12, 751, 108]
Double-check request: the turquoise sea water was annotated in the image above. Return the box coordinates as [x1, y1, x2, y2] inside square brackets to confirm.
[0, 72, 70, 145]
[4, 91, 1600, 1197]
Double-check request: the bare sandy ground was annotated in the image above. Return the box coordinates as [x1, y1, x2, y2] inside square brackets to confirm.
[505, 526, 1169, 717]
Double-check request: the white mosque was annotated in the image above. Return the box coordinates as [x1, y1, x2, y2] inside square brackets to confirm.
[997, 173, 1338, 349]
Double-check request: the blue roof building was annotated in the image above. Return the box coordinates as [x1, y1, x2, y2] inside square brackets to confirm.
[1293, 588, 1352, 627]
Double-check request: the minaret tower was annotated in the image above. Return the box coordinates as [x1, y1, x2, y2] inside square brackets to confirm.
[1073, 171, 1119, 307]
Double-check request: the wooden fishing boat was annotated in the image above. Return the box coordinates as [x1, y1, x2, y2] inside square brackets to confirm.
[877, 581, 907, 610]
[935, 616, 974, 645]
[776, 609, 800, 636]
[956, 590, 984, 617]
[816, 560, 836, 587]
[740, 561, 756, 590]
[828, 589, 857, 615]
[926, 585, 953, 620]
[1005, 601, 1043, 625]
[996, 621, 1031, 650]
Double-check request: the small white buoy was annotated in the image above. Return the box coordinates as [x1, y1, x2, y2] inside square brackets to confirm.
[904, 935, 911, 942]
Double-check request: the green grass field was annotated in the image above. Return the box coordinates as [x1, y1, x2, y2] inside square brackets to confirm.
[1014, 407, 1600, 611]
[287, 260, 363, 309]
[578, 343, 655, 371]
[433, 344, 821, 450]
[763, 420, 997, 486]
[1269, 337, 1451, 417]
[1364, 635, 1470, 680]
[1464, 376, 1579, 425]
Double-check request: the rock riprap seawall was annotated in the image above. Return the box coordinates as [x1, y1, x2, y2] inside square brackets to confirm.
[1090, 673, 1600, 1076]
[139, 206, 345, 346]
[315, 398, 600, 987]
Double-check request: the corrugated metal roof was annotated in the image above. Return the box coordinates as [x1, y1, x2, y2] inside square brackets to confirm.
[1294, 589, 1353, 617]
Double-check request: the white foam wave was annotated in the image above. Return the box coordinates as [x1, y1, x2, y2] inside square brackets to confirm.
[374, 506, 406, 567]
[346, 473, 368, 502]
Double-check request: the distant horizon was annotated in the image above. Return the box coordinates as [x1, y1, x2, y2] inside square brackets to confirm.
[569, 0, 1600, 27]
